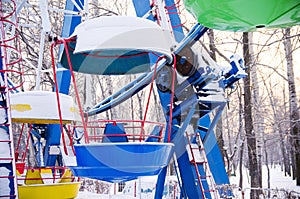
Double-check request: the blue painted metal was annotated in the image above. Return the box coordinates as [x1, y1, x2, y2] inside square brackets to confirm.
[102, 123, 128, 143]
[198, 115, 232, 196]
[131, 1, 224, 198]
[173, 68, 215, 99]
[87, 23, 207, 117]
[223, 54, 247, 88]
[0, 163, 15, 199]
[132, 0, 154, 21]
[44, 0, 84, 167]
[7, 79, 19, 93]
[70, 143, 174, 183]
[145, 125, 163, 142]
[171, 107, 202, 198]
[132, 0, 184, 42]
[30, 127, 43, 166]
[60, 46, 151, 75]
[153, 29, 213, 199]
[57, 0, 84, 94]
[164, 0, 184, 42]
[0, 48, 17, 199]
[43, 124, 62, 166]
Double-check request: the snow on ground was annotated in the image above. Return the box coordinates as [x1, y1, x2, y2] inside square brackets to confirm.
[76, 191, 142, 199]
[76, 191, 109, 199]
[230, 164, 300, 191]
[76, 165, 300, 199]
[230, 164, 300, 198]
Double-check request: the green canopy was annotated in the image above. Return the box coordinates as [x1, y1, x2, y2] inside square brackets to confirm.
[184, 0, 300, 31]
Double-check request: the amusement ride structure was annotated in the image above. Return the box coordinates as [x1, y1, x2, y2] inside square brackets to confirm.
[0, 0, 299, 198]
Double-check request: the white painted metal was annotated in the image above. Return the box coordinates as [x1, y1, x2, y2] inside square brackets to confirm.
[155, 0, 176, 46]
[71, 16, 173, 61]
[36, 0, 51, 90]
[39, 0, 51, 33]
[10, 91, 80, 123]
[35, 31, 46, 90]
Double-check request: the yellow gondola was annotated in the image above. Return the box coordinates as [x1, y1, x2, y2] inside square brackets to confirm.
[18, 168, 81, 199]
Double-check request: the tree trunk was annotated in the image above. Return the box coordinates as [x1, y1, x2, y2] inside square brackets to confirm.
[249, 32, 263, 189]
[83, 75, 92, 111]
[282, 82, 291, 176]
[207, 29, 217, 61]
[279, 126, 291, 176]
[263, 137, 270, 198]
[283, 28, 300, 185]
[136, 91, 144, 120]
[225, 107, 233, 173]
[238, 84, 244, 189]
[243, 32, 261, 198]
[105, 76, 116, 119]
[97, 76, 110, 120]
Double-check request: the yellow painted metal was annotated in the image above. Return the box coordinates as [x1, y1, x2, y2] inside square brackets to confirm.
[11, 118, 72, 124]
[18, 182, 81, 199]
[10, 104, 32, 112]
[18, 169, 81, 199]
[24, 170, 44, 185]
[58, 169, 73, 183]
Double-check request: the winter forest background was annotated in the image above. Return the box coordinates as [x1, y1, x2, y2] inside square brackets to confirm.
[8, 0, 300, 196]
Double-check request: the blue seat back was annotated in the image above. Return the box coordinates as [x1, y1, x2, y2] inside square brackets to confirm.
[102, 123, 128, 142]
[145, 125, 162, 142]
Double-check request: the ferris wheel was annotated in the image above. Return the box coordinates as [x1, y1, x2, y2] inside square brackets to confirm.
[0, 0, 299, 198]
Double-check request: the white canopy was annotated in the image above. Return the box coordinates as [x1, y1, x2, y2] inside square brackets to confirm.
[10, 91, 80, 124]
[70, 16, 173, 61]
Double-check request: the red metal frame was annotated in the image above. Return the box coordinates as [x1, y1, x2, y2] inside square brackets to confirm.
[71, 119, 165, 143]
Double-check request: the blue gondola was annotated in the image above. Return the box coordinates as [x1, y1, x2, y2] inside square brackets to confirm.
[63, 120, 174, 183]
[69, 142, 174, 183]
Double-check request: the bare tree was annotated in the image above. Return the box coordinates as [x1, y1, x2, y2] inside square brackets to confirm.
[243, 32, 262, 198]
[237, 83, 245, 189]
[249, 32, 263, 191]
[283, 28, 300, 185]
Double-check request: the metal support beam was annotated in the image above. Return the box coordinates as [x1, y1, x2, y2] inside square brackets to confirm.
[44, 0, 84, 166]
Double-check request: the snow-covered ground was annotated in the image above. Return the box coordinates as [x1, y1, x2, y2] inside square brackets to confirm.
[230, 165, 300, 198]
[231, 165, 300, 190]
[76, 165, 300, 199]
